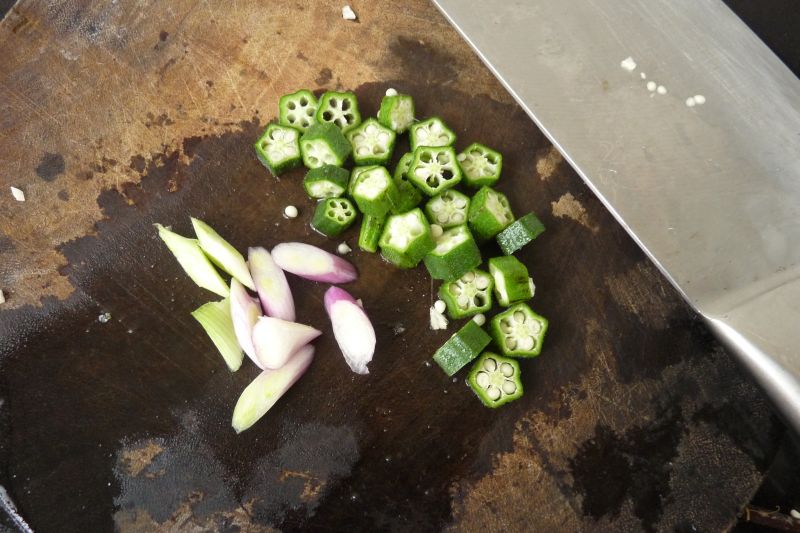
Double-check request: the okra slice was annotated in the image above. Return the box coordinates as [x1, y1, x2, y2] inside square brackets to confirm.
[300, 123, 352, 169]
[457, 143, 503, 188]
[378, 208, 435, 268]
[438, 269, 494, 319]
[409, 117, 456, 150]
[468, 352, 523, 407]
[346, 118, 396, 166]
[358, 214, 385, 253]
[378, 93, 415, 133]
[496, 212, 546, 255]
[490, 303, 548, 357]
[254, 123, 302, 176]
[488, 256, 535, 306]
[425, 190, 470, 229]
[315, 91, 361, 133]
[423, 225, 482, 281]
[303, 165, 350, 199]
[467, 186, 515, 242]
[391, 152, 422, 213]
[349, 165, 377, 197]
[351, 166, 399, 218]
[408, 146, 463, 196]
[432, 320, 491, 377]
[311, 197, 357, 237]
[279, 89, 318, 133]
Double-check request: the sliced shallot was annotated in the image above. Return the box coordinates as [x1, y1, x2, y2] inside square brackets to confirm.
[251, 316, 321, 369]
[248, 247, 296, 322]
[324, 286, 376, 375]
[271, 242, 358, 284]
[229, 278, 262, 365]
[231, 344, 315, 433]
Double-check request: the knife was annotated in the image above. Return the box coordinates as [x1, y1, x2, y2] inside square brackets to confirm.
[433, 0, 800, 432]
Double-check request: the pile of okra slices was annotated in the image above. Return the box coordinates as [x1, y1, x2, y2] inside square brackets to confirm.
[254, 88, 548, 408]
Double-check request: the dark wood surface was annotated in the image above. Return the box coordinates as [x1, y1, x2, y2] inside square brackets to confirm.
[0, 1, 794, 531]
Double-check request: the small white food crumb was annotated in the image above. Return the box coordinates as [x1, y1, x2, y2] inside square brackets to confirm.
[284, 205, 298, 218]
[385, 88, 398, 97]
[433, 299, 446, 314]
[685, 97, 696, 107]
[10, 187, 25, 202]
[337, 242, 352, 255]
[646, 81, 657, 92]
[694, 94, 706, 104]
[342, 5, 357, 20]
[98, 312, 112, 323]
[640, 72, 647, 80]
[430, 224, 444, 238]
[0, 290, 5, 304]
[790, 509, 800, 519]
[620, 56, 637, 72]
[656, 85, 667, 95]
[472, 313, 486, 326]
[429, 306, 448, 330]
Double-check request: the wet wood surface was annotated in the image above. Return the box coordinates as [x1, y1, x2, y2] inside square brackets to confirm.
[0, 1, 789, 531]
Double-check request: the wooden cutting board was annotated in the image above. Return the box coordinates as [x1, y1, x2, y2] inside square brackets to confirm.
[0, 1, 787, 531]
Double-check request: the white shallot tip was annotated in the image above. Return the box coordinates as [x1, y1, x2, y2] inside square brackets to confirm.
[284, 205, 298, 218]
[472, 313, 486, 326]
[337, 242, 352, 255]
[10, 187, 25, 202]
[342, 5, 357, 20]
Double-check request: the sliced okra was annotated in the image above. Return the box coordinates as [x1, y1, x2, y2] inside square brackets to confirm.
[358, 214, 385, 253]
[378, 92, 415, 133]
[438, 269, 494, 319]
[468, 352, 523, 407]
[311, 197, 357, 237]
[378, 208, 435, 268]
[432, 320, 491, 377]
[423, 225, 482, 281]
[349, 165, 377, 197]
[408, 146, 463, 196]
[315, 91, 361, 133]
[457, 143, 503, 188]
[488, 256, 534, 306]
[351, 166, 399, 218]
[425, 189, 470, 229]
[300, 123, 352, 169]
[279, 89, 318, 133]
[490, 303, 548, 357]
[467, 186, 515, 242]
[346, 118, 396, 166]
[391, 152, 423, 213]
[496, 212, 546, 255]
[254, 123, 302, 176]
[393, 152, 413, 182]
[409, 117, 456, 150]
[303, 165, 350, 199]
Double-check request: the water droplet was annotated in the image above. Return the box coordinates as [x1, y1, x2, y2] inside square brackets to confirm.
[451, 377, 458, 383]
[424, 361, 431, 368]
[384, 456, 391, 463]
[350, 493, 359, 502]
[127, 329, 134, 334]
[443, 389, 448, 394]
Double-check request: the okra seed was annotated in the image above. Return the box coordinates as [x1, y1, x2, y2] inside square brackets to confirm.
[502, 380, 517, 394]
[513, 310, 526, 322]
[457, 153, 466, 162]
[473, 313, 486, 326]
[500, 362, 514, 377]
[506, 337, 517, 349]
[287, 113, 296, 122]
[306, 108, 314, 116]
[365, 124, 376, 135]
[342, 99, 351, 111]
[518, 337, 535, 350]
[483, 358, 497, 371]
[475, 277, 489, 290]
[476, 371, 490, 388]
[300, 97, 308, 105]
[462, 271, 476, 282]
[457, 294, 469, 308]
[487, 386, 502, 401]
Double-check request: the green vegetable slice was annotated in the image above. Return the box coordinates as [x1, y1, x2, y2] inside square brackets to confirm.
[468, 352, 523, 407]
[408, 146, 463, 196]
[409, 117, 456, 150]
[311, 197, 357, 237]
[457, 143, 503, 188]
[315, 91, 362, 133]
[352, 166, 399, 218]
[432, 320, 491, 377]
[279, 89, 318, 133]
[378, 93, 415, 133]
[438, 269, 494, 319]
[346, 118, 396, 166]
[191, 299, 243, 371]
[423, 225, 482, 281]
[156, 223, 229, 297]
[300, 123, 352, 169]
[424, 189, 470, 228]
[191, 217, 255, 290]
[349, 165, 377, 197]
[358, 214, 385, 253]
[467, 186, 515, 242]
[488, 256, 534, 306]
[378, 208, 435, 268]
[490, 303, 548, 357]
[254, 123, 302, 176]
[303, 165, 350, 199]
[496, 212, 546, 255]
[391, 152, 422, 213]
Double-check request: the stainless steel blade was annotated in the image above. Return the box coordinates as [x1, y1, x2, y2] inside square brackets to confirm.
[433, 0, 800, 431]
